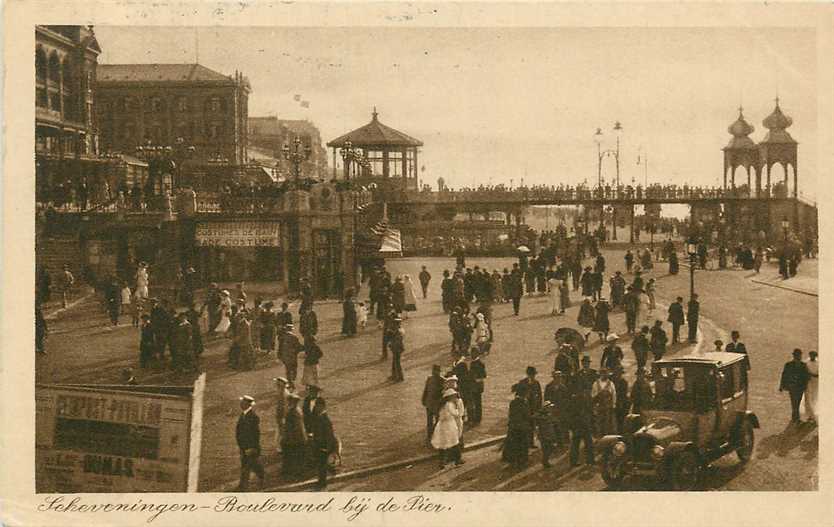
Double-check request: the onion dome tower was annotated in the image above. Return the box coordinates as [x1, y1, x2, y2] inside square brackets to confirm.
[722, 106, 761, 196]
[758, 97, 798, 198]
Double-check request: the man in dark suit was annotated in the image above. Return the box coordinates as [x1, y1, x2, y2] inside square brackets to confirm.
[421, 365, 444, 442]
[469, 351, 487, 425]
[780, 349, 810, 423]
[310, 398, 338, 490]
[517, 366, 543, 446]
[687, 294, 700, 343]
[725, 330, 748, 360]
[570, 355, 597, 466]
[235, 395, 264, 491]
[667, 296, 685, 344]
[508, 264, 524, 316]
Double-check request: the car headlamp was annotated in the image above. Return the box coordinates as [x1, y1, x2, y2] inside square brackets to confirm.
[651, 445, 665, 460]
[612, 441, 627, 456]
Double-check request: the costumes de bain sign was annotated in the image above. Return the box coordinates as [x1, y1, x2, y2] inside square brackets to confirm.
[35, 376, 205, 493]
[196, 221, 281, 247]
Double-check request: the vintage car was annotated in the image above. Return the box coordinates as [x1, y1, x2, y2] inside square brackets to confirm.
[597, 352, 759, 490]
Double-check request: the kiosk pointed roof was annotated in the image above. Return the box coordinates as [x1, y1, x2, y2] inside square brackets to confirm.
[327, 108, 423, 148]
[760, 98, 797, 144]
[724, 106, 757, 150]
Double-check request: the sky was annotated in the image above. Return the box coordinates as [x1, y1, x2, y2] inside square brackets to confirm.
[94, 26, 818, 195]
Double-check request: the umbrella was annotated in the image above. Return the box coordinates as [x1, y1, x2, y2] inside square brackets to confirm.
[517, 245, 531, 253]
[554, 327, 585, 353]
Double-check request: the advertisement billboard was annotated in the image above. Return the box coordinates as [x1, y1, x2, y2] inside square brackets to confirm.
[35, 375, 205, 493]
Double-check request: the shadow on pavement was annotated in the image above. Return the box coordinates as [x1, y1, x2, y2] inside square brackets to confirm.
[756, 421, 817, 460]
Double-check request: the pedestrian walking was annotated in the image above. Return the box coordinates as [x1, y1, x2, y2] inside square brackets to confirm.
[389, 315, 405, 382]
[432, 389, 465, 468]
[600, 334, 624, 371]
[281, 393, 307, 478]
[570, 355, 597, 466]
[260, 302, 277, 354]
[558, 280, 571, 314]
[105, 278, 121, 326]
[278, 324, 302, 388]
[470, 351, 487, 425]
[535, 402, 558, 468]
[650, 320, 668, 361]
[804, 351, 818, 424]
[593, 298, 610, 342]
[668, 251, 679, 275]
[625, 249, 634, 273]
[632, 325, 650, 370]
[419, 266, 432, 299]
[687, 294, 700, 343]
[630, 368, 654, 414]
[341, 289, 357, 336]
[578, 297, 596, 341]
[544, 370, 571, 448]
[139, 314, 154, 368]
[623, 286, 640, 334]
[391, 276, 406, 313]
[645, 278, 656, 312]
[667, 297, 685, 344]
[235, 396, 265, 491]
[473, 312, 490, 356]
[517, 366, 543, 447]
[612, 367, 630, 434]
[592, 369, 617, 436]
[310, 398, 338, 490]
[725, 330, 748, 357]
[134, 262, 148, 301]
[402, 275, 418, 317]
[780, 349, 810, 423]
[301, 335, 323, 390]
[422, 365, 444, 444]
[508, 264, 524, 316]
[273, 377, 289, 453]
[503, 383, 532, 468]
[548, 272, 561, 316]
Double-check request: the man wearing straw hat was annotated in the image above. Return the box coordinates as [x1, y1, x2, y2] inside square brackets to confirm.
[235, 395, 264, 491]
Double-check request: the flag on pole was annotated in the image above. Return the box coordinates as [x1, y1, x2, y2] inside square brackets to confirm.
[293, 94, 301, 101]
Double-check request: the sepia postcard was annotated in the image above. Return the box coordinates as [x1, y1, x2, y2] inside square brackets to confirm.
[2, 1, 833, 526]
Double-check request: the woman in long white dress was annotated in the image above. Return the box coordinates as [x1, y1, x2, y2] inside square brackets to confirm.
[431, 389, 464, 467]
[402, 275, 418, 318]
[547, 268, 561, 316]
[215, 290, 232, 335]
[135, 263, 149, 299]
[805, 351, 818, 423]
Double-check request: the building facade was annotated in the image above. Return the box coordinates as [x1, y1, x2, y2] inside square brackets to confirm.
[96, 63, 250, 165]
[35, 25, 103, 203]
[248, 116, 329, 180]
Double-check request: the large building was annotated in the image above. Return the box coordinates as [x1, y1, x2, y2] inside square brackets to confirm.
[95, 63, 251, 166]
[35, 25, 103, 202]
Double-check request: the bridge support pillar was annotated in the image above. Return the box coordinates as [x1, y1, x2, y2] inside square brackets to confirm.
[612, 206, 618, 241]
[629, 205, 635, 244]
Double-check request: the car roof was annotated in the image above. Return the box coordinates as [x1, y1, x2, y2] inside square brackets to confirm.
[654, 352, 748, 367]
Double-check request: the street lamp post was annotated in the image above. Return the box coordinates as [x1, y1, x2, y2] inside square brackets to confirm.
[686, 238, 698, 300]
[594, 122, 623, 240]
[340, 140, 367, 181]
[282, 136, 312, 188]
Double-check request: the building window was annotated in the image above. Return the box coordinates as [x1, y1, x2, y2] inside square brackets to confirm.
[150, 97, 165, 113]
[50, 92, 61, 112]
[177, 97, 188, 112]
[388, 151, 403, 177]
[62, 57, 75, 121]
[207, 123, 222, 139]
[406, 149, 416, 177]
[209, 96, 224, 113]
[36, 47, 47, 82]
[365, 150, 383, 176]
[48, 51, 61, 84]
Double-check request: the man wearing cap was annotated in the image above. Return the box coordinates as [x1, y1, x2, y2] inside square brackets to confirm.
[516, 366, 543, 447]
[667, 297, 685, 344]
[780, 349, 810, 423]
[235, 395, 264, 491]
[632, 325, 651, 370]
[273, 377, 290, 453]
[282, 393, 307, 478]
[470, 351, 487, 425]
[422, 365, 445, 443]
[389, 315, 405, 382]
[600, 334, 624, 371]
[278, 323, 302, 387]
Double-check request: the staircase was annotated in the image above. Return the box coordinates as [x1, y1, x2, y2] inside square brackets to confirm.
[36, 233, 84, 280]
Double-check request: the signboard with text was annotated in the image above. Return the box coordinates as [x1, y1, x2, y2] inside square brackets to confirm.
[196, 221, 281, 247]
[35, 375, 205, 493]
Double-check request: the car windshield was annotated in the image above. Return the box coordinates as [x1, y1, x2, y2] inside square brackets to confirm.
[651, 364, 715, 412]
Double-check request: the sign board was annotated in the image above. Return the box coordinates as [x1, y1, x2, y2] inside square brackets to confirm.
[36, 374, 205, 493]
[196, 221, 281, 247]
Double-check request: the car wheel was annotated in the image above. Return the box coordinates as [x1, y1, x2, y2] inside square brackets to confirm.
[736, 420, 755, 463]
[600, 451, 626, 489]
[669, 451, 699, 491]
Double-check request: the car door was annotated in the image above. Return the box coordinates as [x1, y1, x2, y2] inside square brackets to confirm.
[716, 364, 742, 441]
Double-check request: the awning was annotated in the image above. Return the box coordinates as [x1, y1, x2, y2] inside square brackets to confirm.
[379, 229, 402, 254]
[196, 221, 281, 247]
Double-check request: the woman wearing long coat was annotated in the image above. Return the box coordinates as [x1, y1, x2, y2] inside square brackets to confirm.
[668, 251, 679, 275]
[282, 396, 307, 478]
[559, 281, 571, 314]
[301, 335, 323, 389]
[391, 278, 406, 313]
[577, 298, 596, 340]
[593, 299, 610, 341]
[502, 384, 532, 467]
[431, 390, 464, 467]
[341, 290, 357, 336]
[260, 302, 276, 352]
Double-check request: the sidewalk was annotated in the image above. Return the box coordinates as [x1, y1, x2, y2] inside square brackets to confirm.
[749, 259, 818, 296]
